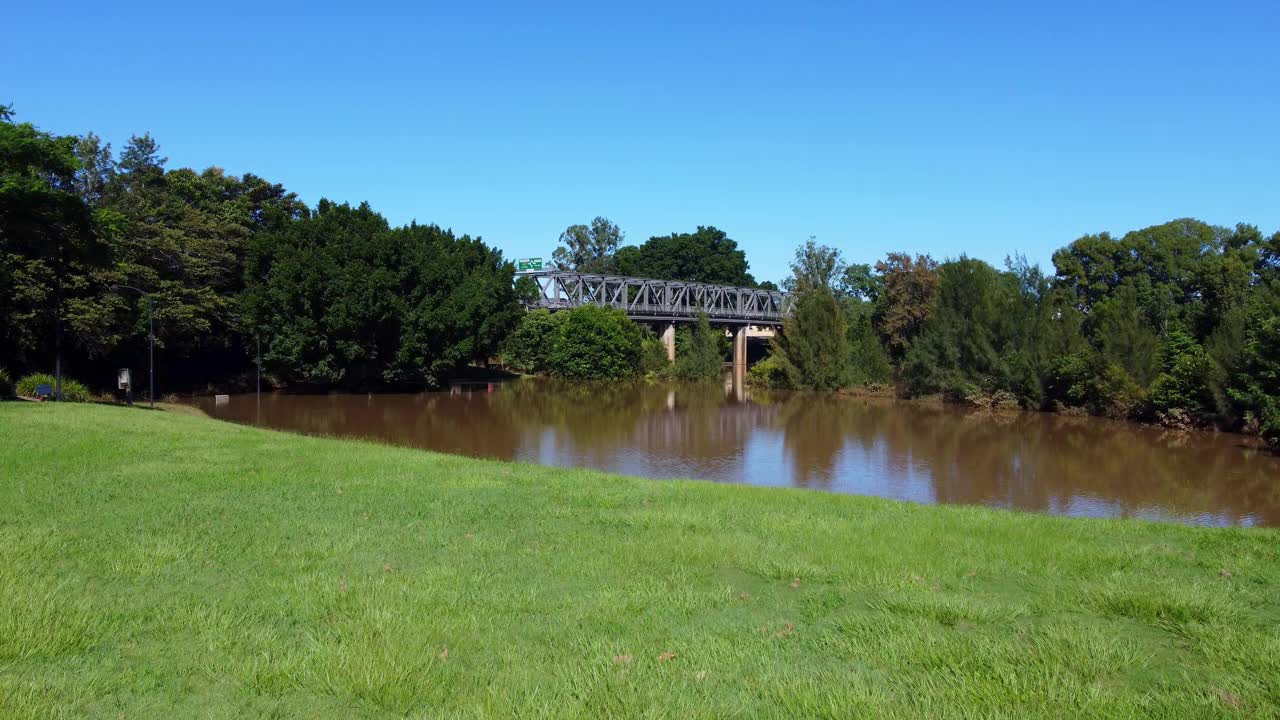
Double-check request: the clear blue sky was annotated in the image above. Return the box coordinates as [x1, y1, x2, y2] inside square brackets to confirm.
[5, 1, 1278, 285]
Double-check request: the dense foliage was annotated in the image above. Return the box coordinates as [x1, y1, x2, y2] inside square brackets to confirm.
[0, 107, 518, 391]
[673, 313, 723, 382]
[614, 226, 755, 286]
[0, 105, 105, 388]
[5, 104, 1280, 446]
[501, 310, 565, 375]
[543, 305, 646, 380]
[553, 220, 766, 287]
[761, 222, 1280, 447]
[550, 217, 623, 273]
[0, 367, 12, 398]
[241, 201, 520, 388]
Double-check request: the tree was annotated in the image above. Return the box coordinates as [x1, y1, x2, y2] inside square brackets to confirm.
[874, 252, 939, 353]
[898, 257, 1016, 398]
[784, 237, 845, 293]
[846, 304, 892, 385]
[100, 136, 308, 387]
[243, 200, 520, 388]
[773, 286, 851, 391]
[674, 313, 722, 382]
[841, 263, 882, 302]
[1093, 281, 1159, 386]
[502, 310, 565, 374]
[551, 216, 622, 273]
[545, 304, 644, 380]
[613, 226, 755, 286]
[1148, 330, 1213, 426]
[0, 105, 107, 394]
[73, 132, 115, 206]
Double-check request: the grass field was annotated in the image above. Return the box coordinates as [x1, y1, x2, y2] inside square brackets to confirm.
[1, 403, 1278, 718]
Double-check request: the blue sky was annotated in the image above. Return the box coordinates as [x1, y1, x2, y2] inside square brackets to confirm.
[5, 1, 1278, 284]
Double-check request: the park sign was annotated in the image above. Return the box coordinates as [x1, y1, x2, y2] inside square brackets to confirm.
[517, 257, 544, 272]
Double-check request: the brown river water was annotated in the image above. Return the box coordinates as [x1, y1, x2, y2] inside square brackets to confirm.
[198, 379, 1280, 527]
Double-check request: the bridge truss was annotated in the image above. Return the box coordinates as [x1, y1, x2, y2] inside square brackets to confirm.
[522, 271, 789, 325]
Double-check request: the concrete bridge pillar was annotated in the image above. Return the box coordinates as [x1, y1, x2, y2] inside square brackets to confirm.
[661, 323, 676, 362]
[733, 325, 748, 388]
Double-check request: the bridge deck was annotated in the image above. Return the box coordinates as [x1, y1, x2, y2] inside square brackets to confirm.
[522, 271, 789, 325]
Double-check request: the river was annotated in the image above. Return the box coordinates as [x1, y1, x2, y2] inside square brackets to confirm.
[198, 378, 1280, 527]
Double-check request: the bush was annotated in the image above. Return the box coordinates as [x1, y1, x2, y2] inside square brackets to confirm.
[945, 383, 1020, 410]
[502, 310, 565, 374]
[1147, 331, 1213, 426]
[1262, 403, 1280, 452]
[1046, 352, 1095, 409]
[0, 368, 13, 398]
[545, 305, 645, 380]
[747, 352, 791, 388]
[674, 313, 722, 383]
[639, 334, 672, 378]
[16, 372, 92, 402]
[1097, 362, 1146, 419]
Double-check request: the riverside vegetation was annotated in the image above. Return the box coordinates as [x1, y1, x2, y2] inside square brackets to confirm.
[2, 402, 1279, 718]
[4, 103, 1280, 446]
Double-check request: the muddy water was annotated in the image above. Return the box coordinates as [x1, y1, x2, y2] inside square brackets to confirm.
[199, 379, 1280, 527]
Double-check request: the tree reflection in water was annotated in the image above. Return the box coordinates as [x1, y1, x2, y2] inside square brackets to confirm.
[203, 380, 1280, 527]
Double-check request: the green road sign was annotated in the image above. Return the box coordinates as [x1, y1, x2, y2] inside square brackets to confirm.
[517, 258, 544, 271]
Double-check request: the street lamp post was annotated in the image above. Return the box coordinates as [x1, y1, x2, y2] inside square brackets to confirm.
[112, 285, 155, 409]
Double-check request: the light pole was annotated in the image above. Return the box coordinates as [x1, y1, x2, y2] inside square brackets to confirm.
[112, 285, 155, 409]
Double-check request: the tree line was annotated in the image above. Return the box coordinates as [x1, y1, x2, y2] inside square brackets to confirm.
[3, 105, 1278, 449]
[0, 105, 519, 392]
[762, 229, 1280, 450]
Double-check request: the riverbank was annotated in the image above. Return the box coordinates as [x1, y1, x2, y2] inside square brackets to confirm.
[2, 403, 1277, 718]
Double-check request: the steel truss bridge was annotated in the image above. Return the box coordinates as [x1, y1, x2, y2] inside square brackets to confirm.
[522, 271, 790, 326]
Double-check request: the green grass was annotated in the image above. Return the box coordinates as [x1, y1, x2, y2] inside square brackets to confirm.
[1, 403, 1278, 719]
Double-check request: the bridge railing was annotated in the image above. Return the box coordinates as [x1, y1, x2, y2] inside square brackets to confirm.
[522, 271, 790, 324]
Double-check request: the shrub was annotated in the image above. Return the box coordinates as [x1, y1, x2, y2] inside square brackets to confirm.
[1046, 352, 1094, 409]
[501, 310, 565, 374]
[747, 352, 791, 388]
[545, 305, 645, 380]
[639, 335, 672, 378]
[1097, 362, 1145, 419]
[1263, 404, 1280, 453]
[15, 372, 92, 402]
[1147, 331, 1213, 426]
[1046, 351, 1144, 418]
[0, 368, 13, 398]
[674, 313, 722, 383]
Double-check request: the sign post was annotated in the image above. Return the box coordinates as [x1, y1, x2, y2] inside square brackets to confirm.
[118, 368, 133, 406]
[516, 258, 544, 272]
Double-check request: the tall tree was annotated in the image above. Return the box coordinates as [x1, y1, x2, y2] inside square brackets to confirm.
[0, 105, 108, 393]
[784, 237, 845, 293]
[1093, 281, 1159, 386]
[551, 216, 622, 273]
[874, 252, 939, 354]
[613, 226, 755, 286]
[774, 286, 851, 391]
[73, 132, 116, 206]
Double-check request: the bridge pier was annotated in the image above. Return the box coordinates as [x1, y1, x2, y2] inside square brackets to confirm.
[733, 325, 748, 388]
[660, 323, 676, 363]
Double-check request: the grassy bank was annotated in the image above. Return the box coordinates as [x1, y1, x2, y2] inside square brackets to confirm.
[1, 404, 1278, 719]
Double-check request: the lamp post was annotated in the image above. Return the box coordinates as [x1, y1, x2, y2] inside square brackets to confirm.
[112, 285, 155, 409]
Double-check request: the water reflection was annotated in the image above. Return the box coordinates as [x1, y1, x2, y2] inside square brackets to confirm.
[199, 379, 1280, 527]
